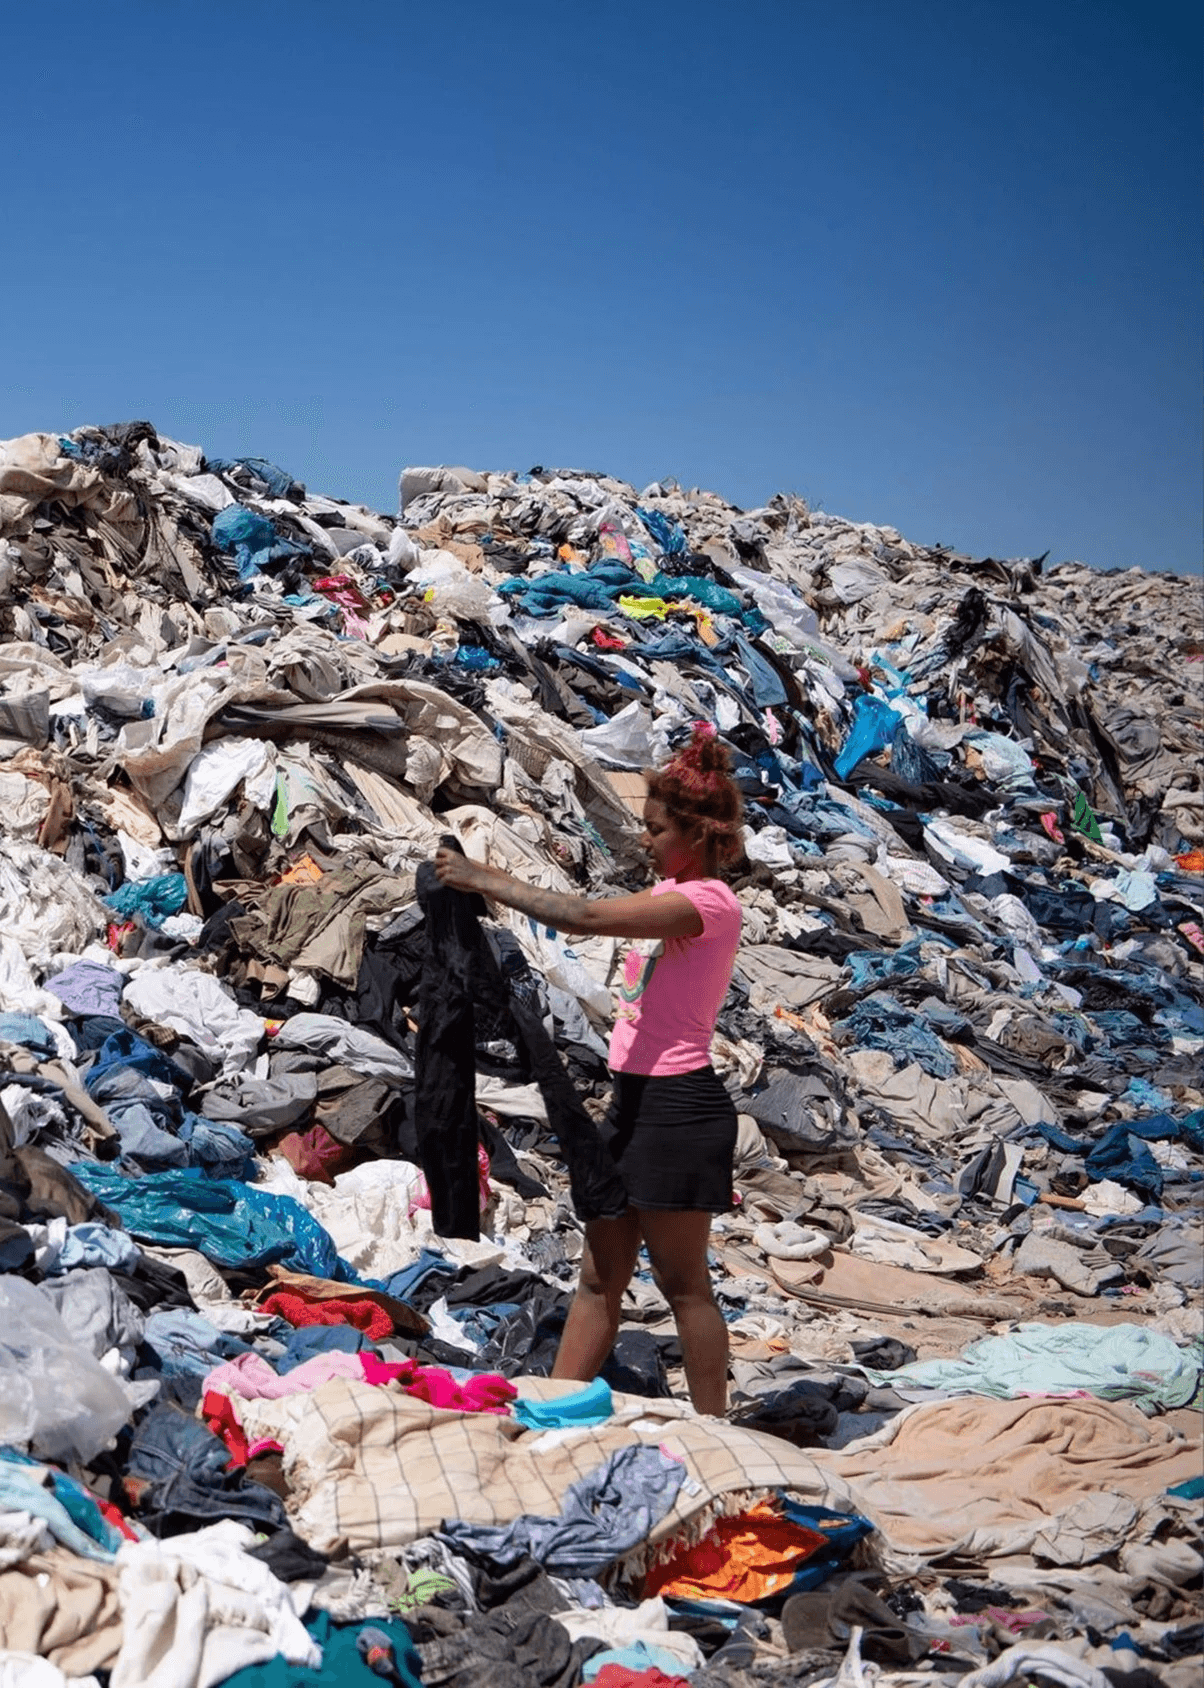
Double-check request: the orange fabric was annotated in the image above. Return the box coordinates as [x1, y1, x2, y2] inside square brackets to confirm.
[643, 1499, 828, 1603]
[1175, 849, 1204, 873]
[279, 854, 324, 885]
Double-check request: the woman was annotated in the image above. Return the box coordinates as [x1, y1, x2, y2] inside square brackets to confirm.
[434, 724, 743, 1415]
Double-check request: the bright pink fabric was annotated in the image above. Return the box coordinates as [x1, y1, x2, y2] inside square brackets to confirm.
[360, 1352, 516, 1415]
[608, 877, 742, 1075]
[590, 1668, 691, 1688]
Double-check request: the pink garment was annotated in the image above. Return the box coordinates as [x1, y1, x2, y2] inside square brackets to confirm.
[360, 1352, 516, 1415]
[608, 877, 742, 1076]
[202, 1349, 364, 1402]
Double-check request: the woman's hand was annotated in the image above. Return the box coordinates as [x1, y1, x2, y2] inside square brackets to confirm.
[434, 847, 492, 895]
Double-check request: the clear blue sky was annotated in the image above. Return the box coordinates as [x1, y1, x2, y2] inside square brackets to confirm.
[3, 1, 1199, 572]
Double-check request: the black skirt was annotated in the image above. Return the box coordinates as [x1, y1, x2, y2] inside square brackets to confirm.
[598, 1065, 738, 1213]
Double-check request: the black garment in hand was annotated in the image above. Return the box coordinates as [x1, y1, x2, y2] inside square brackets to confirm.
[414, 863, 488, 1238]
[413, 853, 626, 1239]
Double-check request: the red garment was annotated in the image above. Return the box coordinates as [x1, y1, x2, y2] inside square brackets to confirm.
[96, 1497, 141, 1542]
[202, 1388, 286, 1468]
[360, 1352, 516, 1415]
[1039, 812, 1066, 845]
[261, 1290, 394, 1342]
[273, 1121, 360, 1184]
[591, 1669, 690, 1688]
[590, 627, 627, 651]
[204, 1389, 250, 1465]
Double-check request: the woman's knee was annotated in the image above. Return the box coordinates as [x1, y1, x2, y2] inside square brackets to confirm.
[651, 1263, 715, 1310]
[639, 1210, 715, 1309]
[578, 1257, 623, 1302]
[579, 1216, 640, 1301]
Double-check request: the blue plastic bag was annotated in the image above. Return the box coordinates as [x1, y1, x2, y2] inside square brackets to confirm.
[103, 873, 189, 928]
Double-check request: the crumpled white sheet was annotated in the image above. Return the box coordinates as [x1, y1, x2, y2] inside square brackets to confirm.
[1079, 1179, 1142, 1218]
[176, 737, 276, 835]
[122, 964, 263, 1078]
[849, 1212, 984, 1275]
[0, 840, 107, 972]
[110, 1519, 318, 1688]
[743, 825, 794, 869]
[579, 700, 657, 769]
[987, 892, 1045, 951]
[0, 1655, 99, 1688]
[0, 773, 50, 839]
[877, 848, 950, 897]
[956, 1641, 1109, 1688]
[256, 1157, 428, 1280]
[0, 940, 73, 1027]
[923, 817, 1012, 878]
[116, 658, 268, 810]
[1, 1082, 73, 1144]
[0, 1513, 55, 1568]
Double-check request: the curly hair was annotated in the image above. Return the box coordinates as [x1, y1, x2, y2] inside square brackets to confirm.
[643, 723, 744, 877]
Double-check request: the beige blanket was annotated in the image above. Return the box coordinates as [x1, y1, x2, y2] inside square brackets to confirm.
[238, 1377, 857, 1560]
[812, 1395, 1203, 1573]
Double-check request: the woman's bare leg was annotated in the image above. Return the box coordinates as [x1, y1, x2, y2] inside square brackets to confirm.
[637, 1207, 728, 1415]
[551, 1211, 642, 1382]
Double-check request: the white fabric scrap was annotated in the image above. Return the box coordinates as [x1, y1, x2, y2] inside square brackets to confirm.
[122, 964, 263, 1077]
[110, 1519, 318, 1688]
[176, 738, 276, 835]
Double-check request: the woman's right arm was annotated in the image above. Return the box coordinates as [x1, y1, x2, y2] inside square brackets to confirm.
[433, 849, 704, 940]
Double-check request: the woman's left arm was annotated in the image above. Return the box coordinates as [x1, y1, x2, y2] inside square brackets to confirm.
[433, 849, 703, 940]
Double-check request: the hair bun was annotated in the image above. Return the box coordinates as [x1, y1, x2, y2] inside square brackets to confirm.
[674, 723, 731, 778]
[645, 723, 744, 870]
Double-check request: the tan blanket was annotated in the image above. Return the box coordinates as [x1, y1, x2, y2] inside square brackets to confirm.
[238, 1377, 858, 1560]
[812, 1395, 1203, 1573]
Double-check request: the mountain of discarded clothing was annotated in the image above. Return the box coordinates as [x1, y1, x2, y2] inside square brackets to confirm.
[0, 420, 1200, 1684]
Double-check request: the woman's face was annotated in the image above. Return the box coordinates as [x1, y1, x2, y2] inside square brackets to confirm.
[641, 797, 703, 880]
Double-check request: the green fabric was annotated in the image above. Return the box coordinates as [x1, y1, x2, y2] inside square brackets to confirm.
[221, 1612, 422, 1687]
[271, 773, 290, 840]
[868, 1322, 1201, 1415]
[1071, 787, 1104, 842]
[388, 1566, 457, 1612]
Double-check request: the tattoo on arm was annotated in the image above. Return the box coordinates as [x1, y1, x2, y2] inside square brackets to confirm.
[490, 878, 595, 933]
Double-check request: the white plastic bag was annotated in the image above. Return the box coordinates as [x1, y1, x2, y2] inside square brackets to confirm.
[579, 701, 656, 769]
[0, 1277, 138, 1461]
[407, 550, 496, 620]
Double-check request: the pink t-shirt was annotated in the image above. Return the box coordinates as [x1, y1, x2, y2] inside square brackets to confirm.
[608, 877, 743, 1076]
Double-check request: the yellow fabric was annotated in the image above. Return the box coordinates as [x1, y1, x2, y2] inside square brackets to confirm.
[618, 595, 671, 620]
